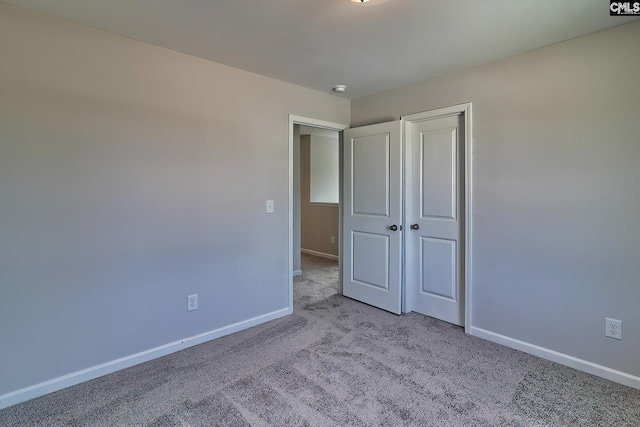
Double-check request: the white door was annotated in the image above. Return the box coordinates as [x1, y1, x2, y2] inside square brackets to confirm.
[342, 121, 402, 314]
[406, 114, 465, 325]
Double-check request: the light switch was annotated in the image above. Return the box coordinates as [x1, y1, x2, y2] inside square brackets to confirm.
[266, 200, 274, 214]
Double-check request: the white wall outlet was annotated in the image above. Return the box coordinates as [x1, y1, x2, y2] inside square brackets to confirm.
[330, 236, 336, 244]
[266, 199, 274, 214]
[187, 294, 198, 311]
[605, 317, 622, 340]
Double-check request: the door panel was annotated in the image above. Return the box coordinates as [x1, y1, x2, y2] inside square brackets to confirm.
[343, 121, 402, 314]
[352, 134, 390, 216]
[421, 237, 457, 300]
[421, 127, 457, 219]
[352, 232, 389, 290]
[408, 114, 464, 325]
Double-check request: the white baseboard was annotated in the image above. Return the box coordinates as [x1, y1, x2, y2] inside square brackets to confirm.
[0, 307, 292, 410]
[292, 270, 302, 277]
[301, 248, 338, 261]
[469, 326, 640, 390]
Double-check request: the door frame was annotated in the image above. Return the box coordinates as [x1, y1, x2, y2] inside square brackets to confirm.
[401, 103, 472, 332]
[288, 115, 349, 313]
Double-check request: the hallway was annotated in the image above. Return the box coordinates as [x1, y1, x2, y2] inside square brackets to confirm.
[293, 254, 338, 310]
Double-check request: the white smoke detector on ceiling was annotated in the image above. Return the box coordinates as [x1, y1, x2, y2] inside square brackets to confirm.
[351, 0, 371, 2]
[332, 85, 347, 93]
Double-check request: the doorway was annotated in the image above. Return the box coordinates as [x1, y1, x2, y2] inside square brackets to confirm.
[299, 126, 340, 262]
[288, 115, 348, 313]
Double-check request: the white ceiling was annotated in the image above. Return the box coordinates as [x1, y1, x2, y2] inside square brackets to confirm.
[4, 0, 638, 99]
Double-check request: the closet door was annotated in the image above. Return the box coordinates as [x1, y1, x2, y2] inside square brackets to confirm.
[406, 114, 465, 326]
[342, 121, 402, 314]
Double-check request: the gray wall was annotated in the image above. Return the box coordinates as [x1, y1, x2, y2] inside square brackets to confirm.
[300, 135, 339, 257]
[0, 3, 349, 397]
[352, 21, 640, 377]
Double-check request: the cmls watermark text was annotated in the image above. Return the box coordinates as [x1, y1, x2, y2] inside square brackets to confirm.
[610, 1, 640, 15]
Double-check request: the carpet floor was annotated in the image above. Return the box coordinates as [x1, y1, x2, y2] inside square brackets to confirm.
[1, 254, 639, 426]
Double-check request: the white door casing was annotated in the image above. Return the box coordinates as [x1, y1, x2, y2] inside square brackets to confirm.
[342, 121, 402, 314]
[404, 113, 465, 326]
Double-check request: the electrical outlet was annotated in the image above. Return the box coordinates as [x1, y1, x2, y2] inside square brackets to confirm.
[605, 318, 622, 340]
[331, 236, 336, 244]
[187, 294, 198, 311]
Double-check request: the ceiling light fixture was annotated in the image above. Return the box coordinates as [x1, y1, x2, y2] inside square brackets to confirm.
[332, 85, 346, 93]
[350, 0, 371, 3]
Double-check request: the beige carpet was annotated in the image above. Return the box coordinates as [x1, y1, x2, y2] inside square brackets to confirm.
[1, 254, 639, 426]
